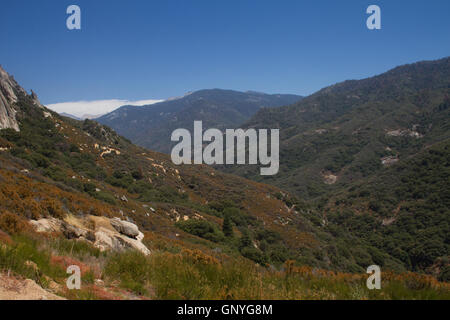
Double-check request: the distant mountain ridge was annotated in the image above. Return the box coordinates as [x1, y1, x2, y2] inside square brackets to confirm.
[96, 89, 302, 153]
[59, 112, 108, 120]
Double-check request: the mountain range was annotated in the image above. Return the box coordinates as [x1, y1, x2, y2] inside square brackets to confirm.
[96, 89, 302, 153]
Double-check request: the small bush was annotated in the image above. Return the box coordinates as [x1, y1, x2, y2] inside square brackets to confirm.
[0, 212, 29, 234]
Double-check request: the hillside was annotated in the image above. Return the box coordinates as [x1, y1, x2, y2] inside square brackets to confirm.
[324, 139, 450, 275]
[0, 64, 448, 299]
[96, 89, 302, 153]
[219, 57, 450, 277]
[0, 66, 314, 266]
[223, 57, 450, 199]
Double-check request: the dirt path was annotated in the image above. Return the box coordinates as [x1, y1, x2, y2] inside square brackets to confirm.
[0, 273, 65, 300]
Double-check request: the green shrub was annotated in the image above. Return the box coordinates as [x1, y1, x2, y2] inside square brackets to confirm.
[438, 266, 450, 282]
[176, 220, 225, 243]
[93, 191, 116, 205]
[51, 238, 104, 259]
[240, 247, 267, 265]
[222, 214, 233, 237]
[104, 251, 150, 295]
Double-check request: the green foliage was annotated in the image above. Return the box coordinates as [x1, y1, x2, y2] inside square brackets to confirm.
[82, 119, 122, 145]
[222, 214, 233, 237]
[438, 266, 450, 282]
[106, 170, 134, 188]
[50, 238, 105, 260]
[329, 141, 450, 272]
[105, 251, 150, 295]
[140, 185, 188, 203]
[240, 247, 267, 265]
[176, 219, 225, 243]
[104, 248, 450, 299]
[0, 234, 66, 284]
[94, 191, 116, 204]
[221, 206, 256, 227]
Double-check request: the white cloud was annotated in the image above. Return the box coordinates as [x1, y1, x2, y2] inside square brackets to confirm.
[46, 98, 163, 119]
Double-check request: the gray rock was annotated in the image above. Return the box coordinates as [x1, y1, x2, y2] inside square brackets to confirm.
[110, 217, 140, 239]
[94, 227, 150, 256]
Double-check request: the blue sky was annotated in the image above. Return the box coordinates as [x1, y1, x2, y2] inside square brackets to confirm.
[1, 0, 449, 107]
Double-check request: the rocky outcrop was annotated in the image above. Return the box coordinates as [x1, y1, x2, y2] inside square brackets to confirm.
[386, 128, 423, 138]
[94, 226, 150, 255]
[381, 156, 399, 167]
[29, 215, 151, 256]
[110, 217, 140, 238]
[29, 218, 62, 233]
[61, 222, 95, 241]
[0, 66, 20, 131]
[321, 171, 338, 184]
[0, 65, 44, 131]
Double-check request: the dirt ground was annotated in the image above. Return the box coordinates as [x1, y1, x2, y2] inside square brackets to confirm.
[0, 273, 65, 300]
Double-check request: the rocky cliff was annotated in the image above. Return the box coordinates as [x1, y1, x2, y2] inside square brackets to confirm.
[0, 65, 44, 131]
[0, 66, 22, 131]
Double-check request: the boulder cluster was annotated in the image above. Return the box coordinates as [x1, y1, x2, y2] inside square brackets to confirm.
[29, 215, 151, 256]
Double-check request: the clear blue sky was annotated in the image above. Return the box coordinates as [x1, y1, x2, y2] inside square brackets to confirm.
[1, 0, 449, 104]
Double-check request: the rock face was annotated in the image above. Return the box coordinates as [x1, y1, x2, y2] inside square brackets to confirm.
[29, 215, 151, 256]
[0, 66, 21, 131]
[0, 65, 44, 131]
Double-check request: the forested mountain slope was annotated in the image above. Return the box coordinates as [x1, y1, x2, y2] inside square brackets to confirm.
[97, 89, 302, 153]
[218, 57, 450, 277]
[223, 57, 450, 200]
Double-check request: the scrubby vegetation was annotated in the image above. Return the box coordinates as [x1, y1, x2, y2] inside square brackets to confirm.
[0, 231, 448, 300]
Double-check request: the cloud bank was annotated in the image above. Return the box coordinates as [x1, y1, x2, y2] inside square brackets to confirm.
[46, 99, 163, 119]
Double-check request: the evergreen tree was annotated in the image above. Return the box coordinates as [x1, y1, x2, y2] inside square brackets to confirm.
[222, 214, 233, 237]
[239, 229, 252, 249]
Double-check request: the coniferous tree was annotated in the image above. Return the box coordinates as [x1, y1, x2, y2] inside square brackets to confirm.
[222, 214, 233, 237]
[239, 229, 252, 249]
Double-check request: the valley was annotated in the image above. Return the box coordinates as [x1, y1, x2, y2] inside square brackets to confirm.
[0, 58, 449, 299]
